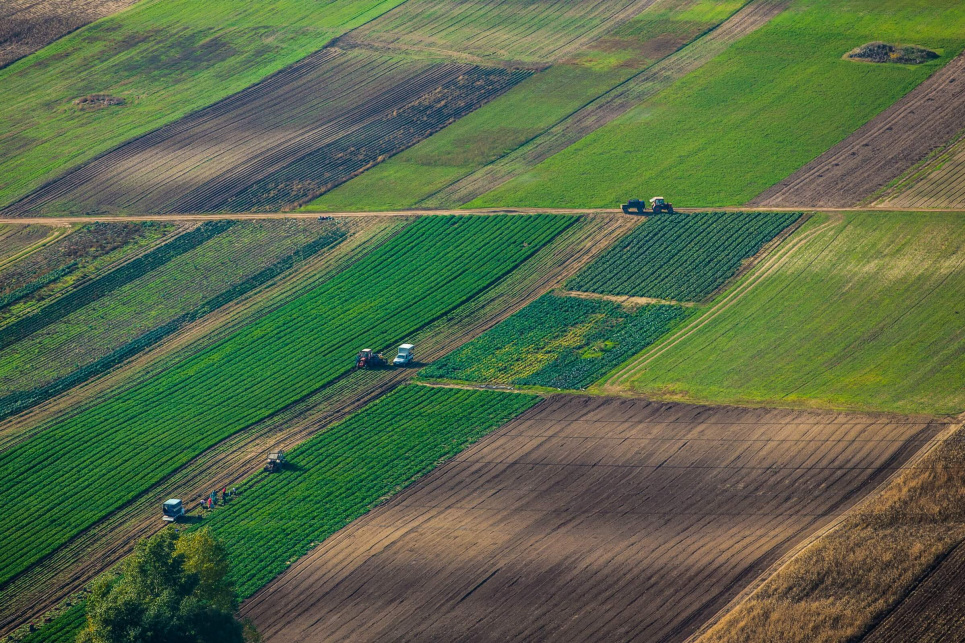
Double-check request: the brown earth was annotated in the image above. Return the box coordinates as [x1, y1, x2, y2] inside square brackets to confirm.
[241, 394, 940, 643]
[0, 0, 138, 68]
[751, 50, 965, 208]
[0, 215, 634, 636]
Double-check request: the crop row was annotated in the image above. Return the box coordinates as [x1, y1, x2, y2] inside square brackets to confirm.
[0, 227, 347, 423]
[0, 214, 573, 588]
[567, 212, 799, 301]
[0, 221, 233, 352]
[422, 293, 687, 389]
[202, 384, 539, 597]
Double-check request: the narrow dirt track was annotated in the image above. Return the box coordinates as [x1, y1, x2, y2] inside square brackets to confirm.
[0, 0, 137, 68]
[751, 51, 965, 208]
[242, 395, 941, 643]
[0, 215, 633, 637]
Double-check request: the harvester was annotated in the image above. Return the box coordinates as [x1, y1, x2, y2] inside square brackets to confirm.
[265, 451, 286, 473]
[355, 348, 387, 369]
[621, 196, 675, 215]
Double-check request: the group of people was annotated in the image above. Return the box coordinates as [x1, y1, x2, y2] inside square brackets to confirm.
[199, 486, 237, 512]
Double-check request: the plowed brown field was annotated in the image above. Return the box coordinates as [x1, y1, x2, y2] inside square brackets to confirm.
[242, 395, 939, 643]
[751, 51, 965, 208]
[0, 0, 137, 68]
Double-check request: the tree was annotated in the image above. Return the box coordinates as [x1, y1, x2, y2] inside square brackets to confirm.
[78, 528, 256, 643]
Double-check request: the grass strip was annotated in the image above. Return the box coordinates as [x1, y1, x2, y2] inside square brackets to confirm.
[0, 221, 233, 351]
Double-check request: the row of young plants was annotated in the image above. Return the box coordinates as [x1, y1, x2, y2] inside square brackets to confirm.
[0, 220, 334, 399]
[0, 227, 347, 423]
[0, 221, 234, 351]
[0, 222, 161, 317]
[421, 293, 688, 389]
[566, 212, 800, 301]
[0, 214, 573, 589]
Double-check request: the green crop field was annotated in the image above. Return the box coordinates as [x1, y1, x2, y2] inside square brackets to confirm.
[567, 212, 799, 301]
[204, 385, 539, 597]
[422, 293, 688, 389]
[307, 0, 746, 212]
[472, 0, 965, 208]
[0, 220, 346, 421]
[0, 214, 571, 589]
[0, 0, 406, 209]
[609, 212, 965, 415]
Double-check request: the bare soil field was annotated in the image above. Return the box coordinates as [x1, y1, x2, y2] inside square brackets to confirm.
[751, 51, 965, 208]
[0, 215, 633, 637]
[420, 0, 789, 207]
[241, 395, 939, 643]
[0, 0, 138, 68]
[1, 49, 529, 216]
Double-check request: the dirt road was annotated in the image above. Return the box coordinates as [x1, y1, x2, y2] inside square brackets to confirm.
[242, 395, 939, 643]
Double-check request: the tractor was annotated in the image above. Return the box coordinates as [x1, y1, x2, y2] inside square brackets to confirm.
[620, 196, 675, 215]
[265, 451, 286, 473]
[355, 348, 387, 369]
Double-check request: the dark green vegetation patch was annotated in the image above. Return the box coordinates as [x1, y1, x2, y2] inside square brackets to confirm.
[204, 385, 540, 597]
[422, 294, 688, 389]
[567, 212, 799, 301]
[0, 215, 571, 589]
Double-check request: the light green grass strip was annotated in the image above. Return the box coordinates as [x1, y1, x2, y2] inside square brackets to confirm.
[0, 0, 406, 209]
[613, 212, 965, 416]
[472, 0, 965, 208]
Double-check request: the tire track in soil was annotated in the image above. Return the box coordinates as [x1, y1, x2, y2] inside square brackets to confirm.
[0, 215, 630, 637]
[240, 395, 940, 643]
[752, 51, 965, 208]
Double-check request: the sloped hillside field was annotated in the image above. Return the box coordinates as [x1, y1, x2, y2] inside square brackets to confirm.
[241, 395, 939, 642]
[0, 215, 573, 589]
[568, 212, 798, 301]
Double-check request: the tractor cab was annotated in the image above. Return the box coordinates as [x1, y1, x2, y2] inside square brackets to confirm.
[162, 498, 184, 522]
[265, 451, 286, 473]
[355, 349, 386, 369]
[393, 344, 415, 366]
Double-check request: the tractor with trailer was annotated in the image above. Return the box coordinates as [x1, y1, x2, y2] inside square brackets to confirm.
[161, 498, 185, 522]
[355, 348, 387, 369]
[621, 196, 675, 215]
[265, 451, 286, 473]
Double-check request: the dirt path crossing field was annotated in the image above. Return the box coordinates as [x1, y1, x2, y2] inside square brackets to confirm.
[242, 395, 940, 643]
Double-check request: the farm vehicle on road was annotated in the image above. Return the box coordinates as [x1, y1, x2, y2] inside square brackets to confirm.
[621, 196, 675, 215]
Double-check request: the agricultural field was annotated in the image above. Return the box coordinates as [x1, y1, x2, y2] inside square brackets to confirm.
[308, 0, 762, 211]
[0, 0, 139, 68]
[0, 220, 345, 422]
[608, 212, 965, 416]
[0, 222, 165, 321]
[0, 225, 58, 268]
[753, 51, 965, 208]
[0, 0, 409, 209]
[0, 215, 571, 592]
[241, 395, 939, 642]
[421, 293, 687, 389]
[471, 0, 965, 208]
[568, 211, 798, 301]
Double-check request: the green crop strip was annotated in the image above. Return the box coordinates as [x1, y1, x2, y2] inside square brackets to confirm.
[18, 602, 86, 643]
[422, 294, 688, 389]
[0, 262, 77, 311]
[567, 212, 799, 301]
[202, 385, 540, 597]
[0, 228, 347, 423]
[0, 221, 234, 351]
[0, 214, 572, 588]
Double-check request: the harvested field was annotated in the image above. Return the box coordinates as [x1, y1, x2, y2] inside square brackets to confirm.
[2, 50, 529, 216]
[0, 224, 56, 267]
[0, 0, 138, 68]
[753, 50, 965, 208]
[242, 395, 939, 643]
[0, 214, 631, 636]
